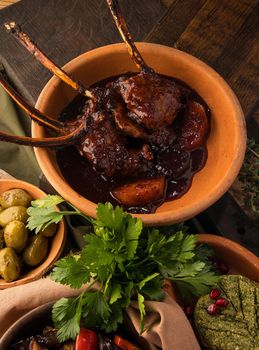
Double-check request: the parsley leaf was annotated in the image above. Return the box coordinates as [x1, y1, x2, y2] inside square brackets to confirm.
[27, 198, 219, 341]
[125, 216, 142, 259]
[51, 255, 91, 289]
[104, 301, 124, 333]
[82, 291, 111, 328]
[171, 268, 219, 299]
[109, 283, 122, 304]
[137, 293, 146, 333]
[52, 296, 82, 342]
[26, 195, 92, 233]
[31, 195, 65, 208]
[27, 207, 64, 233]
[137, 273, 160, 290]
[95, 202, 124, 231]
[140, 277, 164, 301]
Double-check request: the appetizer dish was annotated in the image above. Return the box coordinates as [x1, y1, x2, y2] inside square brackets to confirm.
[56, 75, 209, 213]
[3, 197, 258, 350]
[0, 188, 58, 282]
[0, 0, 210, 213]
[195, 275, 259, 349]
[0, 179, 65, 288]
[10, 323, 144, 350]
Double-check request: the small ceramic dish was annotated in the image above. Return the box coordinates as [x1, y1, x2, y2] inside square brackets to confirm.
[0, 302, 150, 349]
[198, 234, 259, 283]
[33, 43, 246, 226]
[1, 233, 258, 349]
[0, 179, 66, 289]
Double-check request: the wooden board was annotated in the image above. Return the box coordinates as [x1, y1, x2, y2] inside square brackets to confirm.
[148, 0, 259, 136]
[0, 0, 170, 103]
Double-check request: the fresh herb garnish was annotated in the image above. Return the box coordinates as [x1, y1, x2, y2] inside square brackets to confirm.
[238, 138, 259, 214]
[27, 197, 219, 342]
[27, 195, 93, 233]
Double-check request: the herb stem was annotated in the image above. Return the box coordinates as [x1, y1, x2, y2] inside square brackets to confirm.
[59, 209, 94, 224]
[127, 256, 150, 268]
[80, 278, 99, 297]
[247, 145, 259, 158]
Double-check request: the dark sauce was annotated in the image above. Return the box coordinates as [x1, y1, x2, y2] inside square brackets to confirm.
[56, 74, 210, 213]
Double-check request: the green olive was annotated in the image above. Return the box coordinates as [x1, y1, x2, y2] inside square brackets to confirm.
[4, 220, 28, 252]
[0, 206, 28, 227]
[23, 234, 48, 266]
[40, 223, 58, 237]
[0, 188, 32, 208]
[0, 247, 21, 282]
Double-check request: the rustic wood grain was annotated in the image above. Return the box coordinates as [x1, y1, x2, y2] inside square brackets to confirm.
[174, 0, 259, 121]
[146, 0, 206, 46]
[0, 0, 169, 103]
[146, 0, 259, 136]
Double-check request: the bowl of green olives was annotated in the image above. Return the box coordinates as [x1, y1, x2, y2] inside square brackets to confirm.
[0, 179, 66, 288]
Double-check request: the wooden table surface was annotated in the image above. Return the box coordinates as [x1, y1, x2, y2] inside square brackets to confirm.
[0, 0, 258, 252]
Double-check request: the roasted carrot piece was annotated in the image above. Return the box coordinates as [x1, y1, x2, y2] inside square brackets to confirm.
[114, 335, 141, 350]
[179, 100, 209, 150]
[111, 176, 166, 206]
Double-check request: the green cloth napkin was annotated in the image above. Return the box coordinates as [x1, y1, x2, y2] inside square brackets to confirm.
[0, 69, 41, 184]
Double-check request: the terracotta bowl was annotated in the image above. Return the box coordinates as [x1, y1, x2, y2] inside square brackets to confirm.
[0, 302, 149, 349]
[0, 179, 66, 288]
[198, 234, 259, 283]
[33, 43, 246, 226]
[1, 234, 258, 349]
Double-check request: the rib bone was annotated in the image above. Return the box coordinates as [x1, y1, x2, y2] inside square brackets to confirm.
[0, 72, 64, 133]
[4, 22, 96, 101]
[0, 124, 84, 147]
[106, 0, 152, 72]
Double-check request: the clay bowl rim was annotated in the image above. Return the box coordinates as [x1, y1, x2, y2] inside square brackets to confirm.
[0, 302, 53, 349]
[1, 233, 258, 349]
[198, 234, 259, 282]
[33, 42, 246, 226]
[0, 178, 66, 289]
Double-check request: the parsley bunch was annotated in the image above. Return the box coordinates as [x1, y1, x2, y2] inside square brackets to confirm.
[27, 196, 219, 342]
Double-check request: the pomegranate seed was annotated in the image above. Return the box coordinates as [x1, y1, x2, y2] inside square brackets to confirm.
[218, 261, 229, 274]
[215, 297, 229, 307]
[209, 288, 221, 299]
[210, 258, 229, 274]
[183, 305, 194, 318]
[207, 303, 218, 315]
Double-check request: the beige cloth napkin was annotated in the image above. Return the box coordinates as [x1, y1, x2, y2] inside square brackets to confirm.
[0, 277, 200, 349]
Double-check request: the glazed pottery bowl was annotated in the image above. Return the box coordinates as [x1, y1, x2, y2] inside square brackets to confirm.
[0, 179, 66, 288]
[33, 43, 246, 225]
[1, 234, 258, 349]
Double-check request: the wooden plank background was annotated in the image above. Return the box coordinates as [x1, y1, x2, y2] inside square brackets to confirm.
[0, 0, 171, 103]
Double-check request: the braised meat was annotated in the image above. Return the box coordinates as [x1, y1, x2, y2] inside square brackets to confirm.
[114, 71, 181, 130]
[106, 95, 148, 139]
[1, 14, 210, 213]
[76, 100, 153, 178]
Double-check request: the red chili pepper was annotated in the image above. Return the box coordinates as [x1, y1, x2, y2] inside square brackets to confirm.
[75, 328, 98, 350]
[114, 335, 141, 350]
